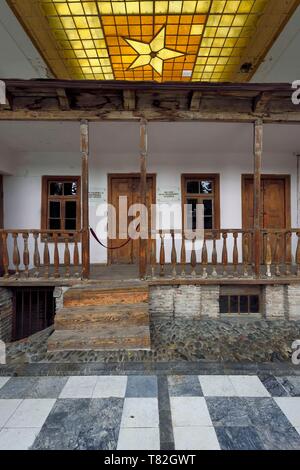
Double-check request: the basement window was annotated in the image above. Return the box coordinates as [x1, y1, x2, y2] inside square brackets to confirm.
[12, 287, 55, 341]
[219, 286, 260, 316]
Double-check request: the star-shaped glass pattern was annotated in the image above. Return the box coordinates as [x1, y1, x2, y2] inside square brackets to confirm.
[36, 0, 270, 82]
[125, 27, 184, 75]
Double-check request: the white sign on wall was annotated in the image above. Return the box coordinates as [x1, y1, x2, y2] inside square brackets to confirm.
[157, 186, 181, 203]
[89, 187, 107, 205]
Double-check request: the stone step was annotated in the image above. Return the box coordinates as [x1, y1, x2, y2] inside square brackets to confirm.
[54, 303, 149, 330]
[63, 287, 148, 307]
[47, 325, 151, 351]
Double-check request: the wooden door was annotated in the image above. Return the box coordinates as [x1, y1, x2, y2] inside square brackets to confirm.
[0, 175, 3, 275]
[108, 175, 155, 264]
[242, 175, 291, 262]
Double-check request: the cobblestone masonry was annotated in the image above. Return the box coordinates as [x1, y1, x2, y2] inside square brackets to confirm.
[0, 288, 13, 342]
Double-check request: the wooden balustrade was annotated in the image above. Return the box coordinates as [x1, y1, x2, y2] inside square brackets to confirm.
[151, 228, 300, 279]
[0, 230, 82, 279]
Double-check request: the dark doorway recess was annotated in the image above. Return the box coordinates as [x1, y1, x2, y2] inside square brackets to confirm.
[12, 287, 55, 341]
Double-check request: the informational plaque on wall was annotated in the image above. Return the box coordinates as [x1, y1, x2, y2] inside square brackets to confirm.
[157, 186, 181, 203]
[88, 187, 106, 205]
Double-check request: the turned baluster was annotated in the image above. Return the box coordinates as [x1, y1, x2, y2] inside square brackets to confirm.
[73, 233, 80, 278]
[43, 235, 50, 278]
[201, 237, 208, 278]
[180, 232, 186, 276]
[232, 232, 239, 277]
[12, 232, 20, 277]
[190, 235, 196, 276]
[22, 232, 30, 278]
[265, 232, 272, 277]
[221, 231, 228, 276]
[274, 232, 281, 276]
[285, 231, 292, 276]
[33, 232, 40, 277]
[2, 232, 9, 278]
[53, 232, 60, 278]
[211, 230, 218, 277]
[159, 230, 165, 277]
[243, 232, 249, 277]
[171, 230, 177, 277]
[296, 232, 300, 276]
[64, 237, 71, 277]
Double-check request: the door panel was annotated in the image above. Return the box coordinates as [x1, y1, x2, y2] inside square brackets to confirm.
[108, 175, 155, 264]
[242, 175, 291, 263]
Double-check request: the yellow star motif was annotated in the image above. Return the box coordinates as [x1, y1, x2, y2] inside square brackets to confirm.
[125, 26, 185, 76]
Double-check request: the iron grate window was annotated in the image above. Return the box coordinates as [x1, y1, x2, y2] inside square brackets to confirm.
[219, 294, 260, 315]
[12, 287, 55, 341]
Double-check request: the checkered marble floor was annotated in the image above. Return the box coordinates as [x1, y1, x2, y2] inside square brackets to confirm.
[0, 374, 300, 450]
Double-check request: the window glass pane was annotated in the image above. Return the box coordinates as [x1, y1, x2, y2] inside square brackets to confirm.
[65, 201, 77, 219]
[65, 219, 76, 230]
[204, 217, 213, 229]
[186, 181, 199, 194]
[219, 296, 229, 314]
[50, 182, 63, 196]
[49, 201, 60, 218]
[64, 182, 78, 195]
[200, 180, 213, 194]
[250, 295, 260, 313]
[203, 199, 213, 216]
[240, 295, 249, 314]
[187, 198, 197, 230]
[230, 295, 239, 313]
[49, 219, 61, 230]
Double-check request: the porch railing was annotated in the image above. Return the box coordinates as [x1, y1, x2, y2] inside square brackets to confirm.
[0, 230, 82, 279]
[150, 228, 300, 279]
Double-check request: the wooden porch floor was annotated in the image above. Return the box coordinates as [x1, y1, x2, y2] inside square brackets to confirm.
[0, 263, 299, 286]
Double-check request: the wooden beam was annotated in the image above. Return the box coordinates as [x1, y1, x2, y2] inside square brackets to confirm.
[253, 119, 263, 277]
[189, 91, 202, 111]
[139, 118, 147, 279]
[80, 120, 90, 279]
[252, 92, 272, 114]
[56, 88, 70, 110]
[123, 90, 136, 111]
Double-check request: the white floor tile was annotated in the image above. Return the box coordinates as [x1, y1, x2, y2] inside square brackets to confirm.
[120, 398, 159, 428]
[5, 399, 55, 428]
[0, 377, 10, 390]
[170, 397, 212, 427]
[199, 375, 237, 397]
[117, 427, 160, 450]
[275, 397, 300, 428]
[173, 426, 220, 450]
[92, 376, 127, 398]
[228, 375, 270, 397]
[0, 400, 22, 428]
[0, 427, 40, 450]
[59, 376, 98, 398]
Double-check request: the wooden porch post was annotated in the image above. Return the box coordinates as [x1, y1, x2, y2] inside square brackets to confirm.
[80, 119, 90, 279]
[139, 118, 147, 279]
[253, 119, 263, 277]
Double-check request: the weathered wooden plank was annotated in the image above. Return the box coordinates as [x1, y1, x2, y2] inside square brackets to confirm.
[253, 119, 263, 277]
[123, 89, 136, 111]
[56, 88, 70, 111]
[80, 120, 90, 280]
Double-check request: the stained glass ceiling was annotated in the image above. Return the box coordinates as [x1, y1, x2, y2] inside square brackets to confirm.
[16, 1, 275, 81]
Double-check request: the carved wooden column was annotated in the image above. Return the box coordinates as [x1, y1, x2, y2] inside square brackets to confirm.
[81, 120, 90, 279]
[253, 119, 263, 277]
[139, 118, 147, 279]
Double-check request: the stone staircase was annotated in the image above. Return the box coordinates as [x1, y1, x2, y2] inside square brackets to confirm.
[47, 284, 151, 351]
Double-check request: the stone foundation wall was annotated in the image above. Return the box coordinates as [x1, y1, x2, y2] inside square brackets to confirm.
[0, 287, 13, 342]
[149, 283, 300, 321]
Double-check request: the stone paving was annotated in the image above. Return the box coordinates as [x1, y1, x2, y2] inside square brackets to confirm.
[0, 373, 300, 450]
